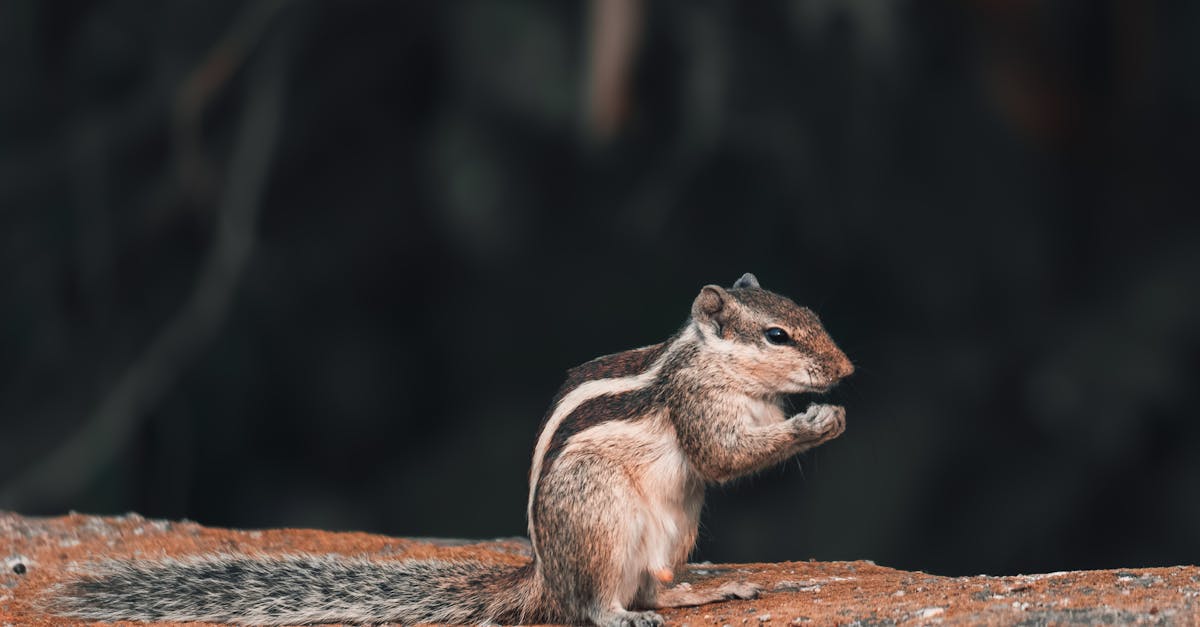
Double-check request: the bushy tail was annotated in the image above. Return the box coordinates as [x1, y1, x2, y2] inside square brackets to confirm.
[47, 553, 541, 625]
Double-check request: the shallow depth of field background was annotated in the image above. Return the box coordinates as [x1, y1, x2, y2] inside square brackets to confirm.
[2, 1, 1198, 576]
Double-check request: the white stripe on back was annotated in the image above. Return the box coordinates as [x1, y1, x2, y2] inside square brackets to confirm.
[525, 325, 698, 552]
[526, 360, 664, 546]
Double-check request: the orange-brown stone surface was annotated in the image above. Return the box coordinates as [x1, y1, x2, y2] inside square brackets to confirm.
[2, 511, 1197, 626]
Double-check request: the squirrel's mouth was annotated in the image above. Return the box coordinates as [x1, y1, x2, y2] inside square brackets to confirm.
[784, 378, 844, 410]
[785, 368, 844, 395]
[790, 378, 837, 395]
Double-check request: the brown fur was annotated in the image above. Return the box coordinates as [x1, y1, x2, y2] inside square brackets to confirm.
[50, 274, 852, 627]
[554, 343, 669, 402]
[525, 274, 853, 625]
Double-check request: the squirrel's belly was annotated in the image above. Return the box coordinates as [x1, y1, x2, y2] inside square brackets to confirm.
[635, 441, 704, 574]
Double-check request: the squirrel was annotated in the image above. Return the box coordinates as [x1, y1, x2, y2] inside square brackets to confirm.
[49, 273, 854, 627]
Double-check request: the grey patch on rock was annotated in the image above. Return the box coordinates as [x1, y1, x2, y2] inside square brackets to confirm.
[0, 516, 50, 540]
[486, 539, 534, 557]
[971, 587, 993, 601]
[407, 536, 529, 547]
[844, 619, 896, 627]
[688, 566, 733, 577]
[1014, 607, 1168, 626]
[1, 555, 30, 589]
[401, 536, 533, 558]
[3, 556, 29, 576]
[1116, 572, 1163, 588]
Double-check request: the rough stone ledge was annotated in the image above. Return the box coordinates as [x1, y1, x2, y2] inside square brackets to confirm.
[2, 511, 1197, 626]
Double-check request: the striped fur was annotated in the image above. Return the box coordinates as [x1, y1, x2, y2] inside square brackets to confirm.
[49, 554, 539, 625]
[527, 341, 670, 551]
[47, 274, 853, 627]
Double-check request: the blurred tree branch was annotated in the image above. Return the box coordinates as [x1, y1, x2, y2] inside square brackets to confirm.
[174, 0, 287, 200]
[583, 0, 642, 142]
[621, 4, 728, 239]
[1, 1, 292, 508]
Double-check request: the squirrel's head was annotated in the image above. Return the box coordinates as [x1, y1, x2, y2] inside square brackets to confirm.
[689, 272, 854, 396]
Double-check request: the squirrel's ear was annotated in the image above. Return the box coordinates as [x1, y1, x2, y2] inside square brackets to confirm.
[732, 273, 760, 289]
[692, 285, 731, 329]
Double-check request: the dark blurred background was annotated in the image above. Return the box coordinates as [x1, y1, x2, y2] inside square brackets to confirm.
[2, 0, 1198, 578]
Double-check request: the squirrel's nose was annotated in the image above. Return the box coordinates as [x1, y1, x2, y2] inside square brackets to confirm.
[836, 356, 855, 379]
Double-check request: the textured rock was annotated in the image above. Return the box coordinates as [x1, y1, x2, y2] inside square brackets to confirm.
[2, 512, 1197, 626]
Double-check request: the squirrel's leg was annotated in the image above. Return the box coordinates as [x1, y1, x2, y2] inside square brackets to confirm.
[536, 453, 664, 627]
[677, 403, 845, 483]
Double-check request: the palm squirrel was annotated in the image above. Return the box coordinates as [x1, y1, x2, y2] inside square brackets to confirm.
[50, 273, 854, 626]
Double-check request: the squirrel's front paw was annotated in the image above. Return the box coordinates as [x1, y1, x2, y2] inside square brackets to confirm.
[793, 403, 845, 442]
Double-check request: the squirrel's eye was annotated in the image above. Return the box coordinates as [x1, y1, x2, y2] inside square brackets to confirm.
[764, 327, 790, 345]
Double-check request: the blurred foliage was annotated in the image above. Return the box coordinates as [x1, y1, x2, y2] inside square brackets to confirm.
[1, 0, 1198, 576]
